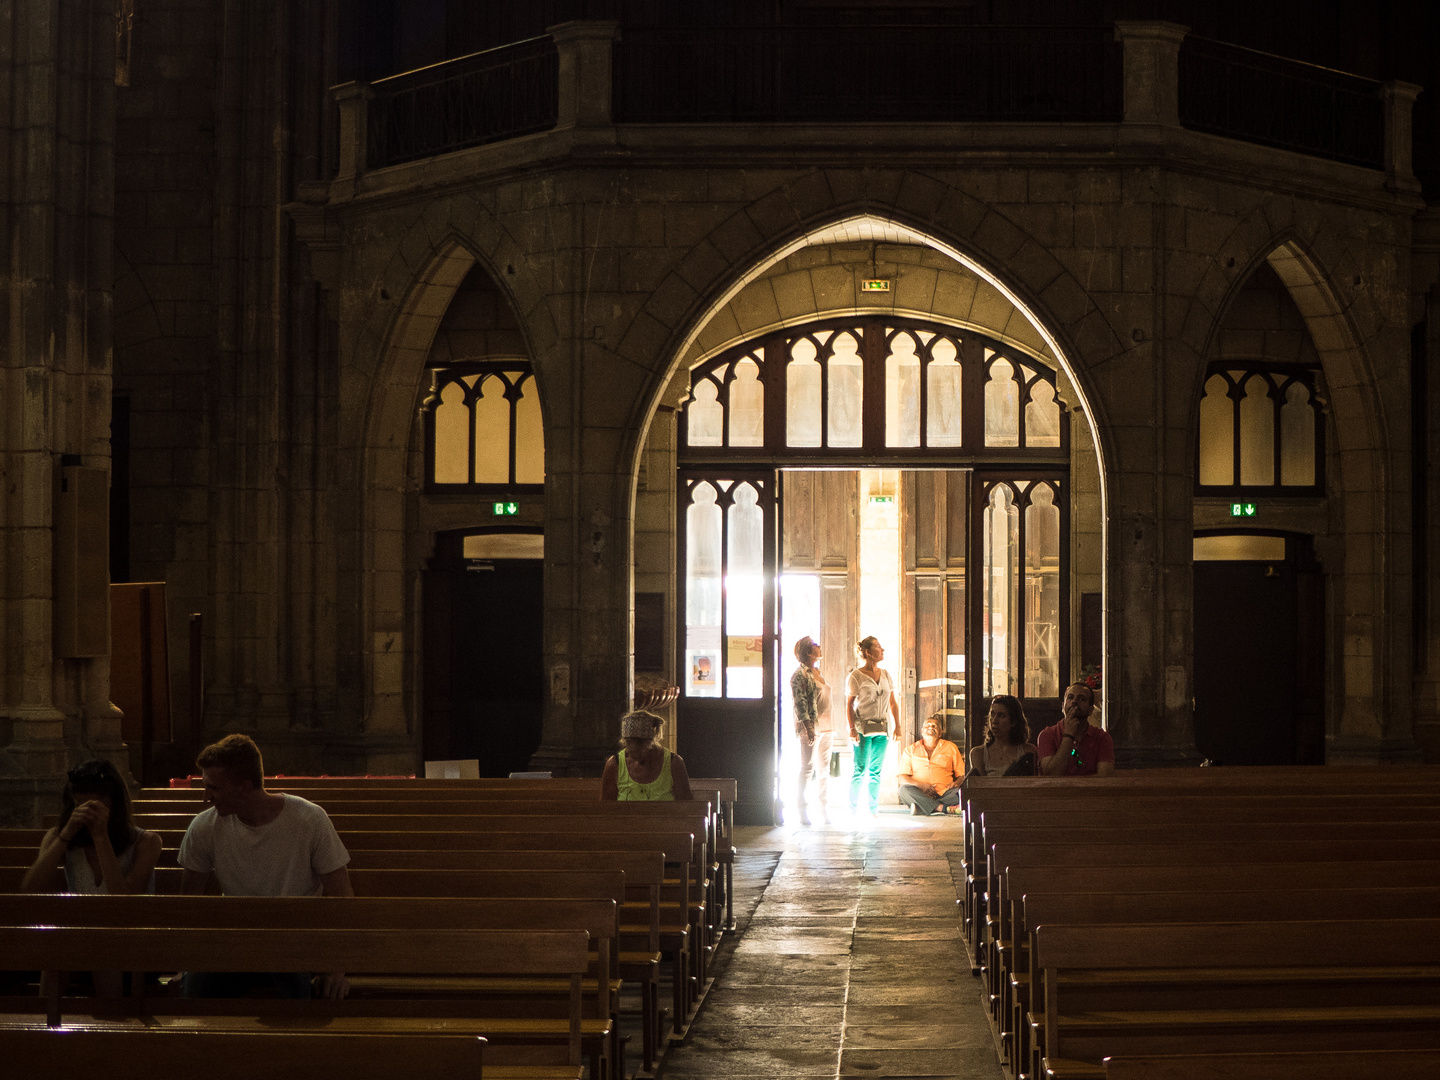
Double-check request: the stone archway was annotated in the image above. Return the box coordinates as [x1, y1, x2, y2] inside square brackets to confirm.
[1263, 240, 1401, 752]
[354, 240, 480, 744]
[634, 211, 1113, 744]
[1191, 227, 1413, 760]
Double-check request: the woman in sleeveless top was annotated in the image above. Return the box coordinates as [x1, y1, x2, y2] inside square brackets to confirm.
[967, 695, 1039, 777]
[22, 758, 160, 895]
[21, 758, 162, 998]
[790, 635, 833, 826]
[601, 710, 695, 801]
[845, 636, 900, 817]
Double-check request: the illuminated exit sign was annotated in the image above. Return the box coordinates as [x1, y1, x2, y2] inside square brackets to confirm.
[1230, 502, 1257, 518]
[861, 279, 891, 292]
[869, 496, 894, 505]
[493, 501, 519, 516]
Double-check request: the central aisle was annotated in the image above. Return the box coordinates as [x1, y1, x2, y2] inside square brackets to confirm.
[660, 814, 1006, 1079]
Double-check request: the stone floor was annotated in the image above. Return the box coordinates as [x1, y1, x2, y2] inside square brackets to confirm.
[657, 808, 1006, 1080]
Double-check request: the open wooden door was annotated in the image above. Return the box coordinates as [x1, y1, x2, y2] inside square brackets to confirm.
[900, 471, 970, 750]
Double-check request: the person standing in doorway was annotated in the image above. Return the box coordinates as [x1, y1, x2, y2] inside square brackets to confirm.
[845, 636, 900, 817]
[790, 636, 833, 825]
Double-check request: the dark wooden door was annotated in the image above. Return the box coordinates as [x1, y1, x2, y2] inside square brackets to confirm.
[676, 470, 777, 825]
[1193, 532, 1324, 765]
[423, 533, 545, 776]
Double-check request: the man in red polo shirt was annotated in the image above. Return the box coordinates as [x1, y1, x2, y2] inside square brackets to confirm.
[1037, 682, 1115, 776]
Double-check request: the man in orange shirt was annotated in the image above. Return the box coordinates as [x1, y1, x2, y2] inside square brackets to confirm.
[896, 713, 965, 816]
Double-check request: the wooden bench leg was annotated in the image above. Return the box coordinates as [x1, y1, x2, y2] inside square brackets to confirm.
[641, 975, 657, 1072]
[671, 950, 687, 1037]
[725, 861, 735, 930]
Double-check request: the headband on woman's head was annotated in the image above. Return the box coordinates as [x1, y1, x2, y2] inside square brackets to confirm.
[621, 713, 658, 739]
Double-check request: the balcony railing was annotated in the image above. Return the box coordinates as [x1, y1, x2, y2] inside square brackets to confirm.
[367, 36, 559, 170]
[331, 22, 1415, 186]
[612, 25, 1123, 123]
[1178, 35, 1385, 169]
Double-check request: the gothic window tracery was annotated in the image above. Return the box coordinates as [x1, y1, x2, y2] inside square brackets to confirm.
[1196, 364, 1323, 495]
[680, 317, 1068, 463]
[423, 361, 546, 490]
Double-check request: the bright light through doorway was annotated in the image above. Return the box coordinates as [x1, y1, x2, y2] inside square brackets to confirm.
[857, 469, 902, 684]
[779, 468, 904, 825]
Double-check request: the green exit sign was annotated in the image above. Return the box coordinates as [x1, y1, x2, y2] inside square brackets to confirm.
[1230, 502, 1257, 518]
[861, 279, 891, 292]
[493, 501, 519, 516]
[869, 495, 894, 505]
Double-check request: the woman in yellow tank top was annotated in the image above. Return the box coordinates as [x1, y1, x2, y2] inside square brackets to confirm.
[601, 711, 694, 801]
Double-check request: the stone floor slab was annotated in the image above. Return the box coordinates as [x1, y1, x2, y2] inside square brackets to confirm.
[661, 820, 1002, 1080]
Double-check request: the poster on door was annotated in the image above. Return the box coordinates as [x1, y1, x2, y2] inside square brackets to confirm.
[726, 635, 764, 668]
[689, 651, 719, 691]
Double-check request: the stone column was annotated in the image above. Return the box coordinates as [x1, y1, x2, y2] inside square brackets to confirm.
[548, 21, 621, 128]
[530, 360, 637, 777]
[0, 0, 122, 824]
[1381, 80, 1423, 192]
[1113, 21, 1189, 126]
[333, 82, 373, 183]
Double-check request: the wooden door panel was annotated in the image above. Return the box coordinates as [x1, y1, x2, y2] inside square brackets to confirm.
[783, 471, 815, 569]
[820, 471, 857, 569]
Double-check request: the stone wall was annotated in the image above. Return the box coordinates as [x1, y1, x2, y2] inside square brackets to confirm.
[0, 0, 122, 823]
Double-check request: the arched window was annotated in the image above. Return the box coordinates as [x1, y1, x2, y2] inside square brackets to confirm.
[1195, 364, 1323, 495]
[680, 317, 1068, 464]
[423, 361, 546, 489]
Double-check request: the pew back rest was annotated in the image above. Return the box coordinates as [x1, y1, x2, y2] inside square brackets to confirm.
[1022, 887, 1440, 935]
[0, 892, 615, 937]
[1034, 919, 1440, 1066]
[0, 1028, 487, 1080]
[1104, 1050, 1440, 1080]
[0, 925, 589, 977]
[341, 868, 626, 905]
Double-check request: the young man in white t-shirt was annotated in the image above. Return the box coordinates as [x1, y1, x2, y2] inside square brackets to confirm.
[178, 733, 353, 999]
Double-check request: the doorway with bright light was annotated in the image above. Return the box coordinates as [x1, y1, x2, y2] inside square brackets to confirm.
[674, 317, 1072, 825]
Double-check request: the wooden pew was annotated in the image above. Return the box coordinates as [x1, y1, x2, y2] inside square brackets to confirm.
[966, 797, 1440, 883]
[0, 1028, 488, 1080]
[0, 925, 590, 1075]
[980, 838, 1440, 1074]
[141, 783, 728, 901]
[0, 847, 666, 1073]
[338, 865, 625, 1070]
[0, 894, 613, 1078]
[130, 796, 726, 947]
[1012, 886, 1440, 1080]
[1104, 1049, 1440, 1080]
[961, 817, 1440, 961]
[1033, 920, 1440, 1080]
[961, 791, 1440, 895]
[147, 775, 742, 930]
[126, 813, 713, 1029]
[689, 779, 738, 930]
[979, 831, 1440, 1009]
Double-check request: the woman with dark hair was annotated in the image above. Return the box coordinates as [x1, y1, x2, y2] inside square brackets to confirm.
[967, 695, 1039, 777]
[21, 758, 160, 895]
[21, 758, 161, 1000]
